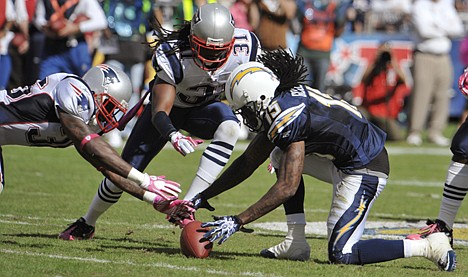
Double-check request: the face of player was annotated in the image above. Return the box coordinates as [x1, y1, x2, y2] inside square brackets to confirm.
[239, 104, 264, 132]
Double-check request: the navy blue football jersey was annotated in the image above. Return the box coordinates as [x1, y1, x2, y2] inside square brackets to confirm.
[263, 85, 387, 170]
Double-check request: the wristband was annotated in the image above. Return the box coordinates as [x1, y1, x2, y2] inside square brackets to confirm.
[143, 191, 157, 204]
[80, 133, 100, 150]
[152, 111, 177, 140]
[127, 167, 146, 185]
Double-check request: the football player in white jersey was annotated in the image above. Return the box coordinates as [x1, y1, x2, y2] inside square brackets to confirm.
[59, 3, 262, 239]
[0, 64, 187, 240]
[406, 69, 468, 246]
[190, 50, 455, 271]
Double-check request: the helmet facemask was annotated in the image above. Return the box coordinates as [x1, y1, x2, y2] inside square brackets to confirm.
[190, 35, 234, 71]
[237, 97, 270, 132]
[93, 92, 128, 133]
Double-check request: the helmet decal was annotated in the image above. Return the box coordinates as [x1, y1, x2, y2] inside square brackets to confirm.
[69, 82, 90, 111]
[229, 66, 265, 96]
[96, 64, 121, 88]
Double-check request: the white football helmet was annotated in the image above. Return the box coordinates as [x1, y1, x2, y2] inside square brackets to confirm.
[225, 62, 280, 132]
[83, 64, 132, 133]
[190, 3, 235, 71]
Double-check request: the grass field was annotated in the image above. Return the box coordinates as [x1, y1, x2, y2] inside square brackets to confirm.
[1, 133, 468, 276]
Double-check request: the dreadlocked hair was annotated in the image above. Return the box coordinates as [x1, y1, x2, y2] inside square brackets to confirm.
[148, 16, 192, 54]
[257, 48, 308, 93]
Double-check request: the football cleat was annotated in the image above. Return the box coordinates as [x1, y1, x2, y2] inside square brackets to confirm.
[425, 232, 456, 271]
[260, 239, 311, 261]
[407, 219, 453, 247]
[58, 217, 95, 241]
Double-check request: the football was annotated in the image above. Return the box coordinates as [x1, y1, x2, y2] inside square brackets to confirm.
[180, 221, 213, 258]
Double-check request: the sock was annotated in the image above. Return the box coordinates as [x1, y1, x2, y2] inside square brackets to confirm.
[184, 120, 239, 200]
[83, 178, 123, 226]
[352, 239, 404, 264]
[438, 161, 468, 228]
[403, 238, 428, 257]
[285, 213, 307, 241]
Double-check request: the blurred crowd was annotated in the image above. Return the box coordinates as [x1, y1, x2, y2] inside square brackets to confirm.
[1, 0, 468, 146]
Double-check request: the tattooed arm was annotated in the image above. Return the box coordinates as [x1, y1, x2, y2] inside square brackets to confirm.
[236, 141, 305, 225]
[58, 108, 148, 199]
[201, 132, 275, 200]
[58, 108, 131, 175]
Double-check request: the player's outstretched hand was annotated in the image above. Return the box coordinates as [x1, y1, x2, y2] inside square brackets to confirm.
[202, 215, 253, 245]
[143, 174, 181, 200]
[190, 193, 215, 211]
[170, 131, 203, 156]
[153, 198, 195, 220]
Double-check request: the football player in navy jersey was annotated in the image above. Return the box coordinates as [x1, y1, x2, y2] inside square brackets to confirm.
[189, 49, 456, 271]
[406, 69, 468, 246]
[0, 64, 187, 240]
[60, 3, 262, 239]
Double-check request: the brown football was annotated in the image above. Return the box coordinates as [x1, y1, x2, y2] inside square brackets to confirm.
[180, 221, 213, 258]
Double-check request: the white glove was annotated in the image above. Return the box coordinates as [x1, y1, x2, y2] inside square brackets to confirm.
[170, 131, 203, 156]
[142, 174, 181, 200]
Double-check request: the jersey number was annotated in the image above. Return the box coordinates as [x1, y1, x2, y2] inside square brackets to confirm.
[293, 87, 362, 118]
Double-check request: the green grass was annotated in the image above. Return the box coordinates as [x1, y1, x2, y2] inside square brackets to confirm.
[1, 137, 468, 276]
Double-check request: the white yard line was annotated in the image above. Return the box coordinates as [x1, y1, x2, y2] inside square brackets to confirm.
[0, 248, 280, 277]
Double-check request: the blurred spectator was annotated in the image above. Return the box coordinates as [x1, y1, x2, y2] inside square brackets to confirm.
[98, 0, 154, 148]
[249, 0, 297, 51]
[345, 0, 369, 33]
[153, 0, 179, 31]
[0, 0, 16, 89]
[230, 0, 255, 31]
[407, 0, 464, 146]
[8, 0, 32, 89]
[173, 0, 217, 28]
[296, 0, 346, 92]
[34, 0, 107, 79]
[353, 42, 410, 141]
[367, 0, 412, 33]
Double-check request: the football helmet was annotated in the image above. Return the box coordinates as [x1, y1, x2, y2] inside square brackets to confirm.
[83, 64, 132, 133]
[190, 3, 235, 71]
[225, 62, 280, 132]
[458, 67, 468, 98]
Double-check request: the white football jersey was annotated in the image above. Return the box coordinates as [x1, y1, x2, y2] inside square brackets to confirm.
[153, 28, 261, 108]
[0, 73, 96, 147]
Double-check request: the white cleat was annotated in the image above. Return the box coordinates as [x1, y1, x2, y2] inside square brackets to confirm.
[425, 233, 456, 271]
[260, 240, 311, 261]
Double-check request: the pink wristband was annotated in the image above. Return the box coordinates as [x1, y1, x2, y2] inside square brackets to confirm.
[80, 133, 100, 150]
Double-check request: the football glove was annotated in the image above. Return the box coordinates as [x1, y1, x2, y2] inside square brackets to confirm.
[153, 198, 195, 220]
[458, 68, 468, 98]
[143, 174, 181, 200]
[191, 193, 215, 211]
[170, 131, 203, 156]
[202, 215, 253, 245]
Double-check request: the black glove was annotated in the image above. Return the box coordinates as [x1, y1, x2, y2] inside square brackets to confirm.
[190, 193, 215, 211]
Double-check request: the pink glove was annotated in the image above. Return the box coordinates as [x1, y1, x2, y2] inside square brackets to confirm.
[170, 131, 203, 156]
[153, 197, 195, 220]
[143, 174, 181, 200]
[458, 68, 468, 98]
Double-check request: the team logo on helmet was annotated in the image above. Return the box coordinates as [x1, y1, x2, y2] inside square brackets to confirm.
[230, 66, 275, 94]
[96, 64, 121, 87]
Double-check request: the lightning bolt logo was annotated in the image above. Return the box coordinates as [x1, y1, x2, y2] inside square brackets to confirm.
[334, 193, 368, 246]
[230, 66, 265, 95]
